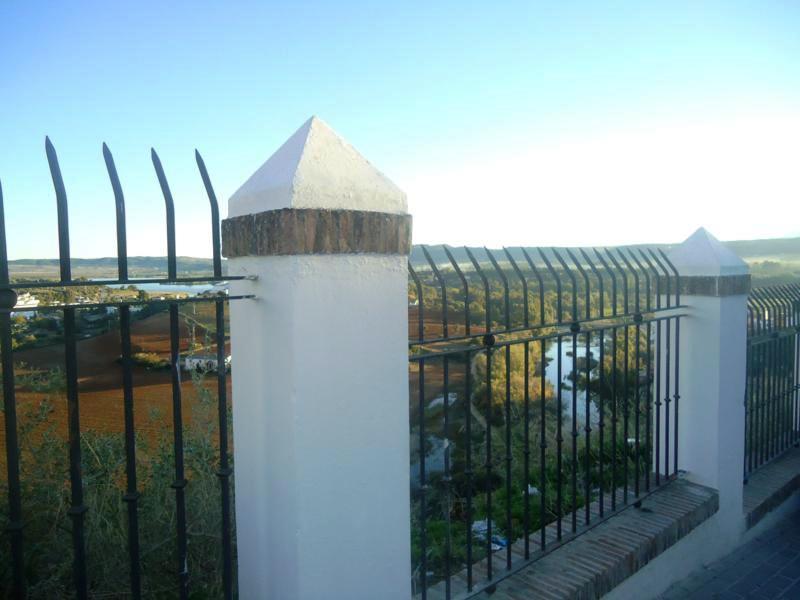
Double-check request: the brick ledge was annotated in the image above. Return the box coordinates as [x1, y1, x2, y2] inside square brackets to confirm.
[744, 447, 800, 530]
[474, 480, 719, 600]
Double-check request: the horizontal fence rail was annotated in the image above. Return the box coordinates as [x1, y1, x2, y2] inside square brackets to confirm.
[408, 245, 684, 600]
[0, 141, 250, 599]
[745, 284, 800, 480]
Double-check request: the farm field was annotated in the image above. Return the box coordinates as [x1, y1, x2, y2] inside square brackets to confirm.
[0, 310, 231, 470]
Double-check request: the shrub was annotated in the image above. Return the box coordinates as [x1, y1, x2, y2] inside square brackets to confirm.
[131, 352, 169, 370]
[0, 371, 236, 598]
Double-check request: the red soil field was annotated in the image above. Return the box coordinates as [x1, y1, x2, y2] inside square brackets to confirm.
[0, 312, 231, 468]
[1, 306, 469, 469]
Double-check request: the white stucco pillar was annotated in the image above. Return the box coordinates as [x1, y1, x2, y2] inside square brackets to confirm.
[663, 227, 750, 535]
[223, 117, 412, 599]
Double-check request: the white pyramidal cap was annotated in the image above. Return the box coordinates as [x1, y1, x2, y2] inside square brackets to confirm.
[667, 227, 749, 277]
[228, 116, 407, 218]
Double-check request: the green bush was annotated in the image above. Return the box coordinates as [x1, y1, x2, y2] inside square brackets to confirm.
[0, 371, 236, 598]
[131, 352, 170, 371]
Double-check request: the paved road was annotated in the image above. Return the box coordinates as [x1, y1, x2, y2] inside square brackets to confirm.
[660, 510, 800, 599]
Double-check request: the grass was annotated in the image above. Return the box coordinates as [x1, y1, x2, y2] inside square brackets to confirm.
[0, 370, 236, 599]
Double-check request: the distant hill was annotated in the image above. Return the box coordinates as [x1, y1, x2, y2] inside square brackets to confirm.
[9, 256, 216, 280]
[725, 237, 800, 260]
[409, 236, 800, 268]
[8, 236, 800, 285]
[408, 236, 800, 286]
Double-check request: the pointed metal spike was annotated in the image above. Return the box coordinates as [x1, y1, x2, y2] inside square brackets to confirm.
[150, 150, 177, 280]
[195, 149, 222, 278]
[44, 137, 71, 282]
[102, 143, 128, 281]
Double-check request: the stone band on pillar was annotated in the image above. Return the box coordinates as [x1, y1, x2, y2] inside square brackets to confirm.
[221, 208, 412, 257]
[658, 273, 751, 297]
[665, 227, 751, 297]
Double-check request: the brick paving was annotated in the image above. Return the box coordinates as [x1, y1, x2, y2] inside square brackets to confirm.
[660, 509, 800, 599]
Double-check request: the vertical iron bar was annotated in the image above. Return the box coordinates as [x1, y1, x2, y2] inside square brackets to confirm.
[505, 249, 531, 558]
[418, 357, 427, 597]
[523, 340, 531, 559]
[552, 249, 578, 531]
[639, 250, 660, 490]
[566, 249, 592, 523]
[745, 307, 755, 476]
[584, 330, 592, 524]
[651, 250, 672, 478]
[556, 332, 563, 535]
[660, 249, 681, 475]
[595, 250, 619, 505]
[611, 322, 619, 508]
[64, 307, 88, 599]
[621, 297, 632, 497]
[539, 338, 547, 549]
[169, 304, 189, 598]
[762, 327, 769, 467]
[119, 306, 142, 599]
[484, 345, 493, 580]
[46, 139, 88, 598]
[606, 251, 630, 501]
[484, 249, 512, 570]
[756, 299, 769, 467]
[442, 356, 452, 598]
[570, 328, 578, 531]
[216, 300, 233, 599]
[504, 344, 512, 570]
[0, 179, 26, 598]
[620, 250, 642, 497]
[464, 351, 473, 590]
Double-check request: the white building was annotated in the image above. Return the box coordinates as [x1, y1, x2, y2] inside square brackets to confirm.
[183, 353, 231, 373]
[14, 292, 39, 309]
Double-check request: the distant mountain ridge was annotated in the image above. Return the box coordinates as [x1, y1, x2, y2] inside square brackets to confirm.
[9, 256, 214, 270]
[409, 236, 800, 267]
[8, 236, 800, 277]
[8, 256, 217, 280]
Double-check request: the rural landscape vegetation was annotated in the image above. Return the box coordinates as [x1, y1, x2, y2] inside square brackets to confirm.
[1, 237, 799, 596]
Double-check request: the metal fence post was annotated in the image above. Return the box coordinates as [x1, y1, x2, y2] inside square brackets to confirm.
[662, 227, 750, 537]
[223, 117, 412, 599]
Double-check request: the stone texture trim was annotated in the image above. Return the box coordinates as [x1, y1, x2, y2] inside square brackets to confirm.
[221, 208, 412, 257]
[658, 274, 751, 297]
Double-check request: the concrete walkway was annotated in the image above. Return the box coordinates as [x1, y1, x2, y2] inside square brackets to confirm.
[660, 509, 800, 599]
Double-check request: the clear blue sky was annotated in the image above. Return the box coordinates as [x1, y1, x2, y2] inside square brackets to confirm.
[2, 1, 799, 259]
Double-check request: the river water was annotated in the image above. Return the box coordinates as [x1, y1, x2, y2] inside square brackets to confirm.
[544, 339, 601, 425]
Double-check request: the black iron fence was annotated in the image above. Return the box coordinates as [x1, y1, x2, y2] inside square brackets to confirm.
[745, 284, 800, 479]
[408, 245, 684, 599]
[0, 140, 250, 599]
